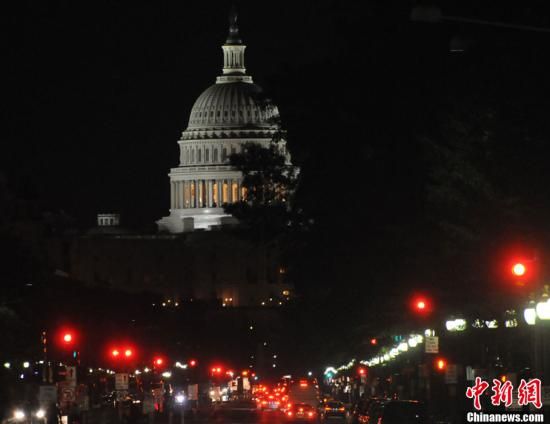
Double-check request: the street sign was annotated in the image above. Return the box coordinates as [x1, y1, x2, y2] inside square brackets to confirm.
[115, 373, 129, 390]
[444, 364, 458, 384]
[65, 366, 77, 387]
[424, 336, 439, 354]
[39, 385, 57, 403]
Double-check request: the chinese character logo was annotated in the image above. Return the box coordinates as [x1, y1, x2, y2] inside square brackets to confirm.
[466, 377, 543, 410]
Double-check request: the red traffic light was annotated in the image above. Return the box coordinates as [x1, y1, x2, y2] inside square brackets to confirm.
[512, 263, 526, 277]
[154, 357, 164, 366]
[410, 295, 432, 315]
[124, 349, 133, 358]
[58, 329, 77, 347]
[358, 367, 366, 376]
[370, 338, 377, 346]
[111, 349, 120, 358]
[435, 358, 447, 372]
[189, 359, 197, 367]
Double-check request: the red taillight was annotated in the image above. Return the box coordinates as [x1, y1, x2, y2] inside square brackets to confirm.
[325, 407, 331, 411]
[308, 412, 314, 418]
[262, 401, 267, 405]
[287, 412, 293, 417]
[287, 403, 292, 408]
[338, 407, 345, 412]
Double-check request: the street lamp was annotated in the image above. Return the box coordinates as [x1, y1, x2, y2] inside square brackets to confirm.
[536, 297, 550, 320]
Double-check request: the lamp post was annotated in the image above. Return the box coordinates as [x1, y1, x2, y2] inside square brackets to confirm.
[522, 285, 550, 384]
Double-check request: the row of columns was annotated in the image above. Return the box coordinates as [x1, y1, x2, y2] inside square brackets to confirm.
[171, 179, 243, 209]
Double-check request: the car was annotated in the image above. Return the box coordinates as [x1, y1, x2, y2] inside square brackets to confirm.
[1, 403, 49, 424]
[351, 398, 389, 424]
[285, 403, 318, 421]
[369, 400, 428, 424]
[321, 401, 346, 419]
[259, 394, 281, 412]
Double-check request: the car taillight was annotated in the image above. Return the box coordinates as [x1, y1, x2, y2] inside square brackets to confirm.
[275, 402, 280, 406]
[308, 412, 314, 418]
[287, 403, 292, 408]
[325, 407, 331, 411]
[338, 407, 345, 412]
[287, 411, 293, 417]
[262, 401, 267, 405]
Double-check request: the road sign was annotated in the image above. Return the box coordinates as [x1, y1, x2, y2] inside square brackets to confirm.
[424, 336, 439, 354]
[39, 385, 57, 403]
[115, 373, 129, 390]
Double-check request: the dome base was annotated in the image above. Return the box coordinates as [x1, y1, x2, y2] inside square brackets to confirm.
[157, 208, 239, 233]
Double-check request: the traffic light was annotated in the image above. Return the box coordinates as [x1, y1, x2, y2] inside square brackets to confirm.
[435, 358, 447, 372]
[58, 329, 77, 348]
[189, 359, 197, 367]
[370, 338, 377, 346]
[512, 262, 526, 277]
[154, 357, 164, 367]
[358, 367, 366, 376]
[111, 349, 120, 358]
[411, 295, 432, 315]
[124, 349, 133, 358]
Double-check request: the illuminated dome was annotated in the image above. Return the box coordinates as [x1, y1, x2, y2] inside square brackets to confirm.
[187, 82, 279, 131]
[157, 8, 290, 233]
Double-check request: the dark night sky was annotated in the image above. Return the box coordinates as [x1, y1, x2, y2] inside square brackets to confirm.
[4, 1, 335, 226]
[3, 0, 550, 232]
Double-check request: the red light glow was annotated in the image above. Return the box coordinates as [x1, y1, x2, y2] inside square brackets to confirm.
[63, 333, 73, 343]
[512, 263, 526, 277]
[124, 349, 133, 357]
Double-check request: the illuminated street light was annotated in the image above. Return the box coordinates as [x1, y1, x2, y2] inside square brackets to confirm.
[536, 298, 550, 320]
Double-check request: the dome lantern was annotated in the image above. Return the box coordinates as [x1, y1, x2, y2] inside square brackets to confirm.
[218, 7, 252, 83]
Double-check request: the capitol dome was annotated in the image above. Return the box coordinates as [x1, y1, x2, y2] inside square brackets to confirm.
[157, 8, 291, 234]
[187, 82, 279, 131]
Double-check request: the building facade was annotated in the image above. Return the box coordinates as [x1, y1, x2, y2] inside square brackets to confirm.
[157, 10, 289, 232]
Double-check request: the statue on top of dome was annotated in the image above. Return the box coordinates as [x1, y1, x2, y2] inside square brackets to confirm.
[226, 4, 242, 45]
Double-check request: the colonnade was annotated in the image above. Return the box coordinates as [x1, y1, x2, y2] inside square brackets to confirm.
[170, 179, 245, 209]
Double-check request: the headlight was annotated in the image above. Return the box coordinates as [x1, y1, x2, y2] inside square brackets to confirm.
[175, 394, 185, 404]
[14, 410, 25, 420]
[35, 410, 46, 419]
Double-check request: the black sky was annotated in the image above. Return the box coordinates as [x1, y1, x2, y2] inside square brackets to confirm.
[3, 0, 550, 230]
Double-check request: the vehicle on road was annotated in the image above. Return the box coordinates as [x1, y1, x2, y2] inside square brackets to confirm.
[351, 398, 388, 424]
[1, 403, 48, 424]
[321, 401, 346, 419]
[285, 403, 318, 421]
[288, 379, 319, 409]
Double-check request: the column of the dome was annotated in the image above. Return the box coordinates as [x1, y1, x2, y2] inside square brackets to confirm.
[193, 180, 199, 208]
[170, 182, 175, 209]
[178, 182, 183, 208]
[207, 180, 213, 207]
[236, 180, 242, 202]
[228, 179, 234, 203]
